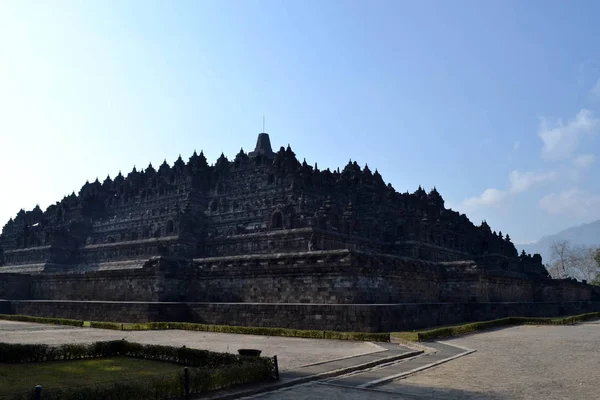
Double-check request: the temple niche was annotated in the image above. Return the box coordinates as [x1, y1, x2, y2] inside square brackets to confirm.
[0, 132, 547, 279]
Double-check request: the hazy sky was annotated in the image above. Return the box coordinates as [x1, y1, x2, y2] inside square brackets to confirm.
[1, 0, 599, 245]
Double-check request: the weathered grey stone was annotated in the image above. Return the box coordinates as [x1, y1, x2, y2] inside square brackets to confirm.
[0, 133, 597, 332]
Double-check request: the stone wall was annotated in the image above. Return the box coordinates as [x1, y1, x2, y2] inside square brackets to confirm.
[8, 300, 600, 332]
[0, 251, 594, 306]
[0, 300, 10, 314]
[202, 228, 388, 257]
[29, 268, 163, 302]
[0, 273, 31, 299]
[0, 250, 596, 333]
[79, 237, 180, 264]
[185, 251, 445, 304]
[4, 246, 51, 266]
[1, 251, 444, 304]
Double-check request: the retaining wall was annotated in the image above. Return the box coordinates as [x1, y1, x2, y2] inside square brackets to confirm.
[7, 300, 600, 332]
[0, 252, 593, 304]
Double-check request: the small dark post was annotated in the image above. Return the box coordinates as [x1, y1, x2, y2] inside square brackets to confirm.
[273, 355, 280, 381]
[184, 366, 190, 399]
[34, 385, 42, 400]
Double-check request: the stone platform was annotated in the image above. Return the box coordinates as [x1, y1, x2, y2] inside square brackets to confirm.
[5, 300, 600, 332]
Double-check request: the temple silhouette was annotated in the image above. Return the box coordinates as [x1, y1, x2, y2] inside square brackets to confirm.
[3, 132, 595, 332]
[0, 132, 547, 277]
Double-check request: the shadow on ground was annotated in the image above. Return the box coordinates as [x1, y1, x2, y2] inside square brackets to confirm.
[372, 380, 508, 400]
[248, 382, 508, 399]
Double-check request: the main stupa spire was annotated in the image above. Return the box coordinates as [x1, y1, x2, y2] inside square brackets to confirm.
[249, 132, 274, 158]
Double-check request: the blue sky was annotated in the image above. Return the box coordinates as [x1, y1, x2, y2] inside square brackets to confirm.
[1, 0, 599, 245]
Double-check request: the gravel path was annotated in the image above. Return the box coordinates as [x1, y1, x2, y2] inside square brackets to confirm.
[0, 320, 383, 371]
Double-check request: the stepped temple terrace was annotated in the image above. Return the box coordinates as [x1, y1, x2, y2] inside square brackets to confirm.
[1, 133, 599, 332]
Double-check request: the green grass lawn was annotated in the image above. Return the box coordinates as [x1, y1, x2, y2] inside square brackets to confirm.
[0, 356, 182, 395]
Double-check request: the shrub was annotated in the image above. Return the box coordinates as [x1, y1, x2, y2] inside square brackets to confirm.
[89, 321, 123, 330]
[324, 330, 391, 342]
[0, 340, 265, 369]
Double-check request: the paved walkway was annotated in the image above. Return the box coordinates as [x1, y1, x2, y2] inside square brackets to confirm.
[250, 322, 600, 399]
[240, 341, 470, 399]
[209, 343, 422, 399]
[324, 341, 469, 388]
[280, 343, 420, 381]
[379, 322, 600, 399]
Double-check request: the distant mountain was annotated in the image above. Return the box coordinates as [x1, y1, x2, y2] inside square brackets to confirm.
[517, 220, 600, 264]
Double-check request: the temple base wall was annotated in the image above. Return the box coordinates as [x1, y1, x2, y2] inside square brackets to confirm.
[6, 300, 600, 332]
[0, 273, 32, 299]
[1, 250, 596, 332]
[0, 251, 594, 305]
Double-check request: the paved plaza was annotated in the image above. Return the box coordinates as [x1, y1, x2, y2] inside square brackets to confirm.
[0, 320, 383, 371]
[2, 320, 600, 399]
[379, 322, 600, 399]
[249, 322, 600, 399]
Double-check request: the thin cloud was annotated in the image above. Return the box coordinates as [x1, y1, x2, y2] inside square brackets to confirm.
[455, 169, 557, 211]
[573, 153, 596, 169]
[513, 141, 521, 151]
[539, 188, 600, 218]
[461, 188, 506, 208]
[591, 79, 600, 98]
[538, 109, 599, 160]
[508, 170, 557, 193]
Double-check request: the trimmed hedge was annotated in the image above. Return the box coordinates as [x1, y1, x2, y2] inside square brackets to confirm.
[88, 321, 124, 330]
[394, 312, 600, 342]
[0, 314, 83, 327]
[0, 340, 250, 368]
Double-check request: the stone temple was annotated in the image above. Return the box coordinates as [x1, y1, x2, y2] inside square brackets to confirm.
[0, 133, 598, 331]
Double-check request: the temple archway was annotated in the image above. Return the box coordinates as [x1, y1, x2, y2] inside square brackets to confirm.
[166, 220, 174, 235]
[330, 214, 339, 230]
[271, 212, 283, 229]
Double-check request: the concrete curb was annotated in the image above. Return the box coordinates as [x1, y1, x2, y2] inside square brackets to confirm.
[289, 345, 388, 370]
[390, 337, 437, 353]
[320, 352, 430, 385]
[359, 345, 476, 388]
[436, 340, 476, 353]
[203, 350, 423, 400]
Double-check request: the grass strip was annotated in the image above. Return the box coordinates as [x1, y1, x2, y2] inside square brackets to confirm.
[0, 314, 390, 342]
[392, 312, 600, 342]
[0, 314, 83, 327]
[90, 321, 391, 342]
